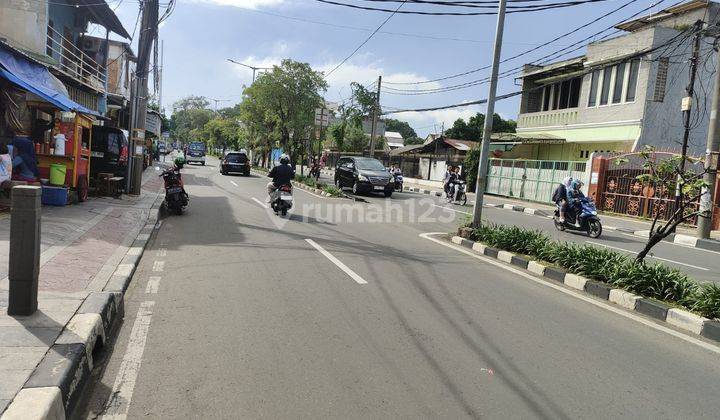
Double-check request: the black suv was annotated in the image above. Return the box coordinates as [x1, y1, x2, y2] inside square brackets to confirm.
[220, 151, 250, 176]
[335, 156, 394, 197]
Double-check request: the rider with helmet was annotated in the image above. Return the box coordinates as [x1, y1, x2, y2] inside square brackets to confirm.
[267, 153, 295, 199]
[566, 179, 585, 226]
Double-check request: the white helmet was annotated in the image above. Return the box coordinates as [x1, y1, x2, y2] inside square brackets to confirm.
[279, 153, 290, 164]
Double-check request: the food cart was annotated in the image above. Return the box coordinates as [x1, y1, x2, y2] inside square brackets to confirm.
[34, 110, 93, 202]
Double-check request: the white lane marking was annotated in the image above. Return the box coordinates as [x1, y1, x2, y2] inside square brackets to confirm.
[431, 203, 470, 215]
[587, 241, 709, 271]
[251, 197, 267, 208]
[102, 301, 156, 419]
[146, 276, 161, 294]
[293, 186, 330, 200]
[152, 261, 165, 272]
[156, 248, 167, 258]
[305, 238, 368, 284]
[230, 180, 238, 187]
[420, 233, 720, 356]
[614, 231, 720, 255]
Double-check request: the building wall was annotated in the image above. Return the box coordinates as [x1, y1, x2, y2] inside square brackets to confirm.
[0, 0, 47, 55]
[47, 1, 82, 63]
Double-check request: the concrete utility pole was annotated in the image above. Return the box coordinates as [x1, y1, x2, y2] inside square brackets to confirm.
[369, 75, 382, 156]
[698, 39, 720, 238]
[472, 0, 507, 228]
[676, 21, 703, 209]
[158, 39, 164, 112]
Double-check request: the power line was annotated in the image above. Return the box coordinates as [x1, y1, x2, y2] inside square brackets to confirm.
[358, 0, 613, 9]
[314, 0, 612, 16]
[325, 0, 407, 78]
[382, 0, 667, 86]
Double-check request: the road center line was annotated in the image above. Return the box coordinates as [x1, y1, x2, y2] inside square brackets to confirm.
[251, 197, 267, 208]
[146, 276, 161, 294]
[587, 241, 709, 271]
[420, 233, 720, 355]
[101, 301, 156, 419]
[305, 238, 368, 284]
[431, 203, 470, 215]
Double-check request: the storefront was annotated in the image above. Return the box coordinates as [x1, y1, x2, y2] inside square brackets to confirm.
[0, 42, 99, 204]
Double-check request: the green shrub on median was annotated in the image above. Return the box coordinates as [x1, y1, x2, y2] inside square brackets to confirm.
[463, 223, 718, 320]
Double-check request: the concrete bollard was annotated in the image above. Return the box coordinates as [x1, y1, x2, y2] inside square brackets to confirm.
[8, 186, 41, 316]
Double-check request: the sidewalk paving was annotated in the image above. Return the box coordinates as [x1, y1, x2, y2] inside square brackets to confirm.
[0, 165, 165, 416]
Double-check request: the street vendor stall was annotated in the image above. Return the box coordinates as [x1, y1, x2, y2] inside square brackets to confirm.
[34, 110, 93, 202]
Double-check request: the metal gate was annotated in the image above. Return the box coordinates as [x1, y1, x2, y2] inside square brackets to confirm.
[486, 159, 587, 203]
[598, 152, 702, 224]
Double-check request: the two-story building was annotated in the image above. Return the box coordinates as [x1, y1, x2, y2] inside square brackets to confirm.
[507, 0, 719, 161]
[1, 0, 130, 115]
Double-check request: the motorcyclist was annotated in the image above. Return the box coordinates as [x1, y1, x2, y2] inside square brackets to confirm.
[267, 154, 295, 200]
[551, 176, 572, 223]
[444, 166, 458, 198]
[566, 179, 585, 226]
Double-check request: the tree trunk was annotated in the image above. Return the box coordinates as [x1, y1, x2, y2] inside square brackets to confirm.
[636, 233, 664, 263]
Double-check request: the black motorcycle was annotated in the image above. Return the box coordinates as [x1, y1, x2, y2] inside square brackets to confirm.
[160, 167, 189, 215]
[392, 170, 403, 191]
[446, 180, 467, 205]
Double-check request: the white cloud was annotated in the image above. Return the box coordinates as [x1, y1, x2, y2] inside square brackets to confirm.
[188, 0, 284, 9]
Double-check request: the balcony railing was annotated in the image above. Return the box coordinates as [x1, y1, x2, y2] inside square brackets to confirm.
[518, 108, 579, 129]
[46, 25, 106, 92]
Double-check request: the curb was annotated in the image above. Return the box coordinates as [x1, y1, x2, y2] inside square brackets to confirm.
[1, 193, 164, 420]
[449, 235, 720, 345]
[476, 202, 720, 251]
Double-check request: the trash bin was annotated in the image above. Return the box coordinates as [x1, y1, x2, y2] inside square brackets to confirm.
[49, 163, 67, 186]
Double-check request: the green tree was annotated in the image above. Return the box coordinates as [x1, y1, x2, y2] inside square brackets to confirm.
[239, 59, 327, 164]
[170, 96, 213, 144]
[384, 118, 420, 144]
[344, 124, 368, 152]
[445, 113, 516, 141]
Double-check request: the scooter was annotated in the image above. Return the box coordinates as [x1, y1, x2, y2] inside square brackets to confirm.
[160, 166, 189, 215]
[447, 181, 468, 205]
[554, 197, 602, 238]
[270, 184, 293, 216]
[393, 171, 403, 191]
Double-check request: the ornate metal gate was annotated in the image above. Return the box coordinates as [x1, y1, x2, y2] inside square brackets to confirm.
[598, 152, 702, 224]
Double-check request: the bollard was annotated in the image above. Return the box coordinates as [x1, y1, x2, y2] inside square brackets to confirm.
[8, 185, 41, 315]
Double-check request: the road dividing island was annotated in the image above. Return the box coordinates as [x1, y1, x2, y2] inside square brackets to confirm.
[425, 232, 720, 353]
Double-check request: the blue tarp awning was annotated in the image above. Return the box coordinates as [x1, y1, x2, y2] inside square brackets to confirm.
[0, 43, 101, 117]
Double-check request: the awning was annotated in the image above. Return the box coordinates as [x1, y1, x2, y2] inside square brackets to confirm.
[0, 43, 101, 117]
[78, 0, 131, 39]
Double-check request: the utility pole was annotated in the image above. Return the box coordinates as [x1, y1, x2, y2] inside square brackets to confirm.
[227, 59, 272, 83]
[158, 39, 164, 112]
[698, 37, 720, 238]
[369, 75, 382, 156]
[472, 0, 507, 228]
[128, 0, 159, 194]
[676, 20, 703, 209]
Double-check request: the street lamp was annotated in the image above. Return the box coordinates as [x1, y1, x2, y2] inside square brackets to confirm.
[227, 59, 272, 82]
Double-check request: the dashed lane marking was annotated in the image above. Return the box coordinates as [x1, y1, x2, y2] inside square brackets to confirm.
[305, 238, 368, 285]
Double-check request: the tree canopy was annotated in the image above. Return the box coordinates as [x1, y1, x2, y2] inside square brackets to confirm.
[384, 118, 421, 144]
[445, 113, 516, 141]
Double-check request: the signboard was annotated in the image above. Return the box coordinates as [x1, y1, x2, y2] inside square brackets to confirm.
[162, 131, 170, 139]
[145, 112, 162, 137]
[314, 108, 329, 127]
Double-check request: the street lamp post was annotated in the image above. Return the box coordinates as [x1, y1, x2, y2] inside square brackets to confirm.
[227, 59, 272, 82]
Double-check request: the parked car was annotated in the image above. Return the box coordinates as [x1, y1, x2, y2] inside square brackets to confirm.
[220, 150, 250, 176]
[185, 142, 206, 165]
[90, 126, 128, 178]
[334, 156, 394, 197]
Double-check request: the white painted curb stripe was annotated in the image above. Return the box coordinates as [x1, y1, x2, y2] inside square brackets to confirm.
[674, 234, 699, 247]
[1, 387, 65, 420]
[305, 239, 368, 284]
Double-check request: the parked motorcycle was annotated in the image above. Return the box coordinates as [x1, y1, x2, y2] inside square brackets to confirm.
[160, 166, 188, 215]
[270, 184, 293, 216]
[554, 197, 602, 238]
[447, 180, 467, 205]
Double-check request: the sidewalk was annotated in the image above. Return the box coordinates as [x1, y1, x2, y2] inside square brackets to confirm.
[0, 165, 165, 416]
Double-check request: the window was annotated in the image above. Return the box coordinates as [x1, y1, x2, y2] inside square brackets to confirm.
[653, 57, 669, 102]
[600, 67, 613, 105]
[569, 77, 581, 108]
[559, 80, 571, 109]
[542, 85, 552, 111]
[553, 84, 562, 110]
[625, 59, 640, 102]
[588, 70, 600, 107]
[612, 63, 625, 104]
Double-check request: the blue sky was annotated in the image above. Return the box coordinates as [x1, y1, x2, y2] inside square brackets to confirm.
[108, 0, 667, 137]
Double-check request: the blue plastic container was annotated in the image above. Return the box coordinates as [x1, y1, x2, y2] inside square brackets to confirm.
[41, 185, 68, 206]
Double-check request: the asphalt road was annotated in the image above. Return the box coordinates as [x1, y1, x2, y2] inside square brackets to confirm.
[308, 168, 719, 284]
[76, 158, 720, 419]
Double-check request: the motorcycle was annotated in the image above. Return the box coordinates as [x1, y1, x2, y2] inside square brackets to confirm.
[270, 184, 293, 216]
[310, 164, 321, 182]
[554, 197, 602, 238]
[446, 180, 468, 205]
[392, 171, 403, 191]
[160, 166, 189, 215]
